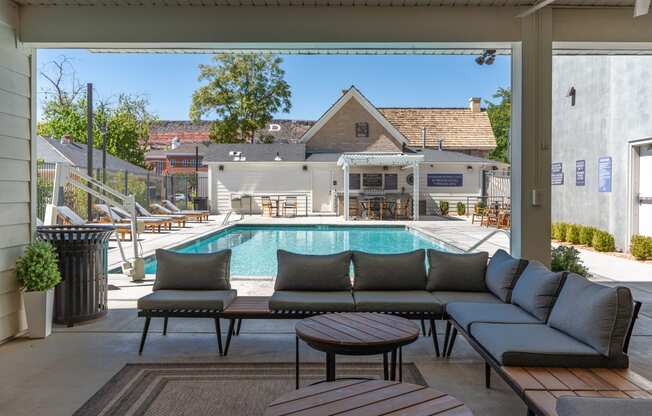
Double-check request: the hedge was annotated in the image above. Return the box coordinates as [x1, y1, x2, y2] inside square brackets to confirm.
[592, 230, 616, 252]
[456, 202, 466, 216]
[565, 224, 581, 244]
[552, 222, 616, 253]
[631, 235, 652, 260]
[579, 226, 596, 247]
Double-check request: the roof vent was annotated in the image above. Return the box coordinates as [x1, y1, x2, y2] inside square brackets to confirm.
[274, 152, 282, 161]
[421, 127, 427, 149]
[438, 139, 444, 150]
[469, 97, 481, 113]
[60, 134, 72, 145]
[170, 137, 181, 150]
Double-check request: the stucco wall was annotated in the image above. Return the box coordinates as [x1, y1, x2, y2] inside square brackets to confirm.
[552, 55, 652, 250]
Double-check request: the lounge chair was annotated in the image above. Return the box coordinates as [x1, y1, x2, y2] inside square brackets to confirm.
[282, 196, 298, 217]
[109, 204, 174, 232]
[135, 202, 187, 228]
[95, 204, 170, 233]
[151, 203, 206, 223]
[162, 200, 209, 221]
[52, 205, 135, 240]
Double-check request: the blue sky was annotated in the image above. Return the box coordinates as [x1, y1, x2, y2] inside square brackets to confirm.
[37, 50, 510, 121]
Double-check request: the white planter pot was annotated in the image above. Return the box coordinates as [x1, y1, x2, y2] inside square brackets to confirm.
[23, 289, 54, 338]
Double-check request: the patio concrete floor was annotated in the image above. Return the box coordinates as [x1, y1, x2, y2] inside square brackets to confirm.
[1, 215, 651, 415]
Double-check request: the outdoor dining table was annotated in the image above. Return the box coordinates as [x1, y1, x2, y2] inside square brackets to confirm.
[359, 198, 396, 220]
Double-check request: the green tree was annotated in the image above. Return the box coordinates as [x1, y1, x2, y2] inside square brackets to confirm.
[485, 87, 511, 163]
[190, 54, 292, 143]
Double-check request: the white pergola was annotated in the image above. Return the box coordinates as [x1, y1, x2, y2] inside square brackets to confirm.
[337, 152, 424, 221]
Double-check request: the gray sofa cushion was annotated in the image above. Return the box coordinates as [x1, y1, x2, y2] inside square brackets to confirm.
[275, 250, 352, 291]
[556, 397, 652, 416]
[446, 302, 541, 332]
[511, 261, 564, 322]
[153, 249, 231, 291]
[470, 323, 628, 368]
[432, 291, 502, 309]
[352, 250, 426, 291]
[485, 249, 528, 303]
[269, 291, 355, 312]
[548, 273, 634, 358]
[137, 290, 236, 311]
[426, 250, 489, 292]
[353, 291, 443, 313]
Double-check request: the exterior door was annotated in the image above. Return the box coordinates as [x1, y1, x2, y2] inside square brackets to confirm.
[312, 169, 333, 212]
[639, 145, 652, 237]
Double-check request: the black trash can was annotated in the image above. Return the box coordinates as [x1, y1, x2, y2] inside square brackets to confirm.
[193, 196, 208, 211]
[36, 225, 115, 327]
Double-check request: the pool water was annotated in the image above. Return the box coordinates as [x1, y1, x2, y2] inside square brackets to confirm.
[143, 225, 451, 276]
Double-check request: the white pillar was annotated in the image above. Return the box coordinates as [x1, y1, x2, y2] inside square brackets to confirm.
[510, 9, 552, 265]
[412, 162, 420, 221]
[343, 163, 350, 220]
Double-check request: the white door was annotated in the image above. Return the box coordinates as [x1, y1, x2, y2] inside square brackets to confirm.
[639, 145, 652, 237]
[312, 169, 333, 212]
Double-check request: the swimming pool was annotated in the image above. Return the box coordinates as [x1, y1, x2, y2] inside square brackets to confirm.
[142, 225, 452, 277]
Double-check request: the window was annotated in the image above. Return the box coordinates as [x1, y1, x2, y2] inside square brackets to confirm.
[384, 174, 398, 190]
[355, 122, 369, 138]
[363, 173, 382, 188]
[349, 173, 361, 190]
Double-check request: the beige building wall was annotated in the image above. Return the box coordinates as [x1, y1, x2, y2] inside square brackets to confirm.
[0, 1, 35, 342]
[306, 98, 403, 154]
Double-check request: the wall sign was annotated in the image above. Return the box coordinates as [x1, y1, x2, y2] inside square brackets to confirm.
[575, 160, 586, 186]
[427, 173, 463, 187]
[598, 156, 612, 193]
[551, 162, 564, 185]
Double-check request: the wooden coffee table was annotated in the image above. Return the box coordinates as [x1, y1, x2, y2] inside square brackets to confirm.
[295, 313, 420, 388]
[264, 379, 473, 416]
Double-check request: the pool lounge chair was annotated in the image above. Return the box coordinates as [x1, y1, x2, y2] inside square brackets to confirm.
[109, 204, 175, 232]
[162, 200, 210, 221]
[53, 205, 135, 240]
[151, 202, 207, 223]
[135, 202, 187, 228]
[95, 204, 170, 233]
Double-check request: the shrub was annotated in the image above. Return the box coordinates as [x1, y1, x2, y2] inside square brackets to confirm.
[579, 226, 596, 246]
[552, 222, 568, 241]
[631, 234, 652, 260]
[15, 241, 61, 292]
[565, 224, 581, 244]
[592, 230, 616, 252]
[551, 245, 590, 277]
[456, 202, 466, 216]
[439, 201, 449, 216]
[475, 201, 486, 212]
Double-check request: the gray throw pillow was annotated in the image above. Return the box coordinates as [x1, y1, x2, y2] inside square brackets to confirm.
[548, 274, 634, 357]
[485, 249, 529, 303]
[275, 250, 352, 291]
[154, 249, 231, 291]
[511, 260, 564, 322]
[352, 250, 426, 291]
[426, 250, 489, 292]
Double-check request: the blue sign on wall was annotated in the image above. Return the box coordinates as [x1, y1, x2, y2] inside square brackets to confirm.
[551, 162, 564, 185]
[576, 160, 586, 186]
[598, 156, 612, 193]
[427, 173, 463, 187]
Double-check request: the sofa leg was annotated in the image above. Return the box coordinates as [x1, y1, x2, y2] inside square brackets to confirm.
[420, 320, 427, 336]
[224, 319, 236, 356]
[215, 318, 223, 356]
[447, 327, 458, 357]
[428, 319, 440, 357]
[443, 321, 451, 357]
[485, 362, 491, 389]
[163, 317, 168, 336]
[236, 319, 243, 336]
[139, 316, 151, 355]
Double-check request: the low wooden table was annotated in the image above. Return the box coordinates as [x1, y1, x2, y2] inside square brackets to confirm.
[295, 313, 420, 388]
[264, 379, 473, 416]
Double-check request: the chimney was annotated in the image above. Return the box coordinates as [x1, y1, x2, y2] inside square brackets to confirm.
[438, 138, 444, 151]
[469, 97, 481, 112]
[60, 134, 72, 145]
[421, 127, 427, 148]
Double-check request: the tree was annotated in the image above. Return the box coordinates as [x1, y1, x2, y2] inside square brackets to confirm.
[37, 57, 156, 167]
[190, 54, 292, 143]
[485, 87, 511, 163]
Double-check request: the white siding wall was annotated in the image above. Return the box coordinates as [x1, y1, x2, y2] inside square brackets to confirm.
[0, 5, 35, 342]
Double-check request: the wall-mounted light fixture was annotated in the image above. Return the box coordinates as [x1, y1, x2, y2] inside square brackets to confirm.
[466, 165, 473, 171]
[218, 165, 224, 171]
[475, 49, 496, 65]
[382, 166, 389, 171]
[567, 87, 576, 106]
[302, 165, 308, 171]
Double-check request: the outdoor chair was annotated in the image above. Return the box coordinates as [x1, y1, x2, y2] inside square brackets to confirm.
[109, 204, 174, 231]
[162, 199, 209, 221]
[282, 196, 298, 217]
[471, 205, 486, 224]
[135, 202, 187, 228]
[394, 196, 412, 220]
[150, 203, 206, 223]
[52, 205, 135, 240]
[95, 204, 169, 233]
[261, 196, 276, 217]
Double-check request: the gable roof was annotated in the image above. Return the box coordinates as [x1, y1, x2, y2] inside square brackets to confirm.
[37, 136, 149, 175]
[300, 86, 410, 146]
[379, 108, 496, 150]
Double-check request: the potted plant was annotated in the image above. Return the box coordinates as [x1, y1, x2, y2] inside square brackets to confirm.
[15, 241, 62, 338]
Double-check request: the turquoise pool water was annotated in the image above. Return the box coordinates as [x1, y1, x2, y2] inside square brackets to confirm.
[142, 225, 451, 276]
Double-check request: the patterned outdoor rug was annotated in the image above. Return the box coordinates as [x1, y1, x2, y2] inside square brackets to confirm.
[74, 362, 426, 416]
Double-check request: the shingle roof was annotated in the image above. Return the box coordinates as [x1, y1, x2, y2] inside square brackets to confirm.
[145, 143, 210, 159]
[378, 108, 496, 150]
[37, 136, 149, 175]
[410, 148, 504, 165]
[203, 143, 306, 163]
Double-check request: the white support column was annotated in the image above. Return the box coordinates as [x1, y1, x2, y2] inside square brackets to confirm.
[510, 9, 553, 264]
[412, 162, 420, 221]
[343, 163, 350, 220]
